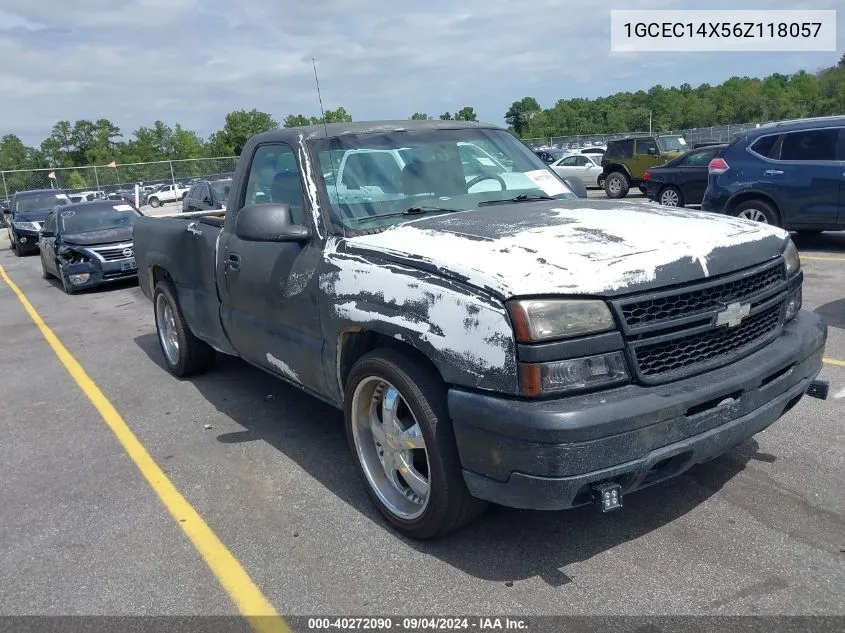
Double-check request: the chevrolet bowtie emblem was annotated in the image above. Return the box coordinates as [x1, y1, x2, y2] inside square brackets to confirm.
[715, 301, 751, 328]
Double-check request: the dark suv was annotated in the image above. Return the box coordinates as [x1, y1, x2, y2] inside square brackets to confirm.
[702, 117, 845, 232]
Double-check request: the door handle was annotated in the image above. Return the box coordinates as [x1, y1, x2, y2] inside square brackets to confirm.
[186, 221, 202, 236]
[226, 253, 241, 270]
[764, 169, 784, 176]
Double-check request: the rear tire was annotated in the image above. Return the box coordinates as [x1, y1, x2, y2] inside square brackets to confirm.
[344, 349, 486, 539]
[604, 172, 630, 199]
[153, 280, 215, 377]
[658, 185, 684, 207]
[731, 199, 780, 226]
[149, 197, 161, 208]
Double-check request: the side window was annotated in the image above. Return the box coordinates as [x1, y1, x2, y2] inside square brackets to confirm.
[635, 138, 658, 155]
[575, 155, 590, 166]
[201, 184, 211, 201]
[43, 212, 56, 233]
[750, 135, 780, 159]
[560, 156, 579, 166]
[780, 129, 839, 162]
[243, 144, 306, 224]
[684, 150, 716, 167]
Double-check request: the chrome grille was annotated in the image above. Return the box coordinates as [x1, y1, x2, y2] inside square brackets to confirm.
[89, 243, 133, 261]
[610, 259, 789, 384]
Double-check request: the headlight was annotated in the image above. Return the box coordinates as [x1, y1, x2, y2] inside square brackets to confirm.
[783, 239, 800, 276]
[507, 299, 615, 343]
[519, 352, 629, 397]
[12, 221, 40, 231]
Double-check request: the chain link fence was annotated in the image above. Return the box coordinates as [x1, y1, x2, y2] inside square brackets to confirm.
[522, 121, 771, 150]
[1, 156, 238, 202]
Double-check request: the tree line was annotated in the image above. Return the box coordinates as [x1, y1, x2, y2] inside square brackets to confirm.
[506, 56, 845, 139]
[2, 56, 843, 175]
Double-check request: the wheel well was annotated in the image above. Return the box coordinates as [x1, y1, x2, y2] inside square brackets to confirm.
[337, 329, 443, 393]
[605, 165, 631, 181]
[150, 265, 173, 294]
[726, 192, 782, 223]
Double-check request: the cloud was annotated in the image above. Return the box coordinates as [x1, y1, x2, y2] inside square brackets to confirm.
[0, 0, 841, 146]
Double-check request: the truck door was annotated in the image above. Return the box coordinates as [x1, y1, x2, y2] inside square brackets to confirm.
[220, 142, 327, 394]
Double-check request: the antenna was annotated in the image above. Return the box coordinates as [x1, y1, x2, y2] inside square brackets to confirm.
[312, 58, 344, 236]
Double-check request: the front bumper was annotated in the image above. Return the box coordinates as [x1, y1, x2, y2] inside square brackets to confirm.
[449, 310, 826, 510]
[13, 228, 41, 249]
[61, 259, 138, 290]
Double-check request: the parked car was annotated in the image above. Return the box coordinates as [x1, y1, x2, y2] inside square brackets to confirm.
[581, 146, 606, 156]
[68, 190, 106, 203]
[643, 144, 728, 207]
[550, 153, 605, 188]
[182, 178, 232, 212]
[533, 149, 558, 164]
[38, 200, 141, 294]
[146, 183, 189, 208]
[702, 116, 845, 233]
[6, 189, 72, 256]
[134, 120, 826, 539]
[601, 134, 688, 198]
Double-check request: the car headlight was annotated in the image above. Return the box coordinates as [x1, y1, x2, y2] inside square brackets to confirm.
[12, 221, 40, 231]
[519, 352, 629, 397]
[507, 299, 615, 343]
[783, 239, 800, 276]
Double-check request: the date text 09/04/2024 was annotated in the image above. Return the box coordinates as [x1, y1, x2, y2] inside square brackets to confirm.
[307, 617, 529, 630]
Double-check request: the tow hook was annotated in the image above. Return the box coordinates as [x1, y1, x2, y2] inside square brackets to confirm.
[592, 482, 623, 513]
[806, 380, 829, 400]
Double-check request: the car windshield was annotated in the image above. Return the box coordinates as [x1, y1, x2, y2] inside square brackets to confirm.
[59, 204, 141, 233]
[657, 136, 688, 151]
[16, 193, 71, 213]
[313, 128, 577, 230]
[211, 180, 232, 201]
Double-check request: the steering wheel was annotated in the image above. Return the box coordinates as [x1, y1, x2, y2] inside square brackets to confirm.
[466, 174, 507, 191]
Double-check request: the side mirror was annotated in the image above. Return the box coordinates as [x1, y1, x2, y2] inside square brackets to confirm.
[234, 203, 310, 242]
[562, 177, 588, 199]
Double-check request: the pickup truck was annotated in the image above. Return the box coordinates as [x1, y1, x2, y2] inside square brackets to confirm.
[134, 120, 827, 539]
[146, 183, 188, 208]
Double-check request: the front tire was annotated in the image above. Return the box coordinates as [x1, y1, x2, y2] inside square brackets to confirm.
[732, 199, 780, 226]
[153, 280, 215, 377]
[604, 172, 630, 199]
[658, 185, 684, 207]
[345, 349, 486, 539]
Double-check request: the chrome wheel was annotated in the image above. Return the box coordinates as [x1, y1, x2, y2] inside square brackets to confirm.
[607, 177, 622, 195]
[155, 293, 180, 366]
[660, 188, 680, 206]
[351, 376, 430, 520]
[738, 208, 769, 223]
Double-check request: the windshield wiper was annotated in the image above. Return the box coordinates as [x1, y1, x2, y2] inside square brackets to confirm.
[355, 206, 462, 225]
[477, 194, 556, 206]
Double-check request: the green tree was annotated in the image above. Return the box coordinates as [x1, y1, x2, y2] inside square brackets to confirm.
[0, 134, 29, 169]
[209, 109, 278, 157]
[41, 121, 74, 167]
[454, 107, 478, 121]
[283, 114, 312, 128]
[171, 124, 205, 159]
[409, 112, 430, 120]
[505, 97, 541, 135]
[439, 112, 453, 120]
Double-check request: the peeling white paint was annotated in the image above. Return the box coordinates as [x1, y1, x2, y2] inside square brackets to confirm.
[298, 133, 323, 240]
[284, 270, 311, 297]
[324, 256, 513, 372]
[266, 352, 300, 383]
[347, 205, 785, 296]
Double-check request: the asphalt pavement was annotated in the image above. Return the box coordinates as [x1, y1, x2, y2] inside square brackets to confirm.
[0, 209, 843, 621]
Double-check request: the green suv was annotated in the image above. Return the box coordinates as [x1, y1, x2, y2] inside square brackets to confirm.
[601, 135, 688, 198]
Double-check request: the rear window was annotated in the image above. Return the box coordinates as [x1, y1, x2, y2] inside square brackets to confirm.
[606, 139, 632, 159]
[750, 135, 780, 159]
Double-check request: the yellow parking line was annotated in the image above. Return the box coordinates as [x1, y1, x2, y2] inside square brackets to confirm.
[823, 358, 845, 367]
[0, 265, 290, 633]
[802, 256, 845, 262]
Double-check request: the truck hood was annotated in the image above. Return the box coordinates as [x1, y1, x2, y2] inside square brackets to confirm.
[343, 200, 790, 298]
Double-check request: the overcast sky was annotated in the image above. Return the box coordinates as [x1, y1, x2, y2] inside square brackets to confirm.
[1, 0, 841, 146]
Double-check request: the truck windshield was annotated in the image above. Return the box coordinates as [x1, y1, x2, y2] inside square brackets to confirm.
[59, 205, 141, 233]
[312, 128, 577, 230]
